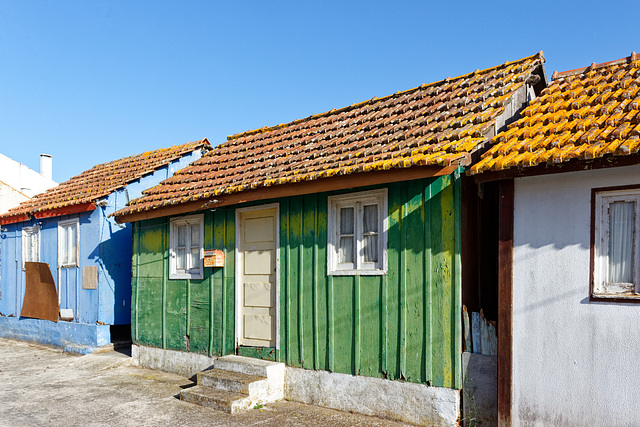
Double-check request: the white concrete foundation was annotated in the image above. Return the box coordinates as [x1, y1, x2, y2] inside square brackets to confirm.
[133, 345, 460, 425]
[131, 345, 215, 377]
[285, 366, 460, 426]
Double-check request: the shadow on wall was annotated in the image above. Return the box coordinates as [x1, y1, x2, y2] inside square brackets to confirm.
[88, 222, 133, 324]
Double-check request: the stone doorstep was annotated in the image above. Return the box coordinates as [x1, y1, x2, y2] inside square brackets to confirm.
[180, 355, 285, 414]
[180, 385, 252, 413]
[198, 369, 266, 394]
[213, 354, 282, 377]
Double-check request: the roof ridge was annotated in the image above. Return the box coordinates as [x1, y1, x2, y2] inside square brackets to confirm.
[0, 138, 210, 221]
[226, 52, 545, 142]
[552, 51, 640, 80]
[64, 138, 210, 180]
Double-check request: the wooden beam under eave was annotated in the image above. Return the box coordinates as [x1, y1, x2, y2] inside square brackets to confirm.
[32, 202, 97, 219]
[0, 213, 31, 225]
[116, 164, 459, 223]
[473, 153, 640, 183]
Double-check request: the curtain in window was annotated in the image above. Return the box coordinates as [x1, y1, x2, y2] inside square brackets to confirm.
[59, 225, 77, 265]
[60, 227, 68, 264]
[176, 224, 187, 270]
[189, 225, 200, 269]
[608, 201, 635, 284]
[68, 226, 77, 264]
[339, 207, 354, 264]
[362, 204, 378, 262]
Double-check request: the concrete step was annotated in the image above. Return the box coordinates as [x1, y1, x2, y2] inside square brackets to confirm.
[181, 355, 285, 413]
[198, 369, 266, 394]
[179, 385, 252, 413]
[213, 355, 282, 378]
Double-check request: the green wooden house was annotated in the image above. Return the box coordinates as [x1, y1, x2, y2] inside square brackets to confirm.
[114, 53, 546, 425]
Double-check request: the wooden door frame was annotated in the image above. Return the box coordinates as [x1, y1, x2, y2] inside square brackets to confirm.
[234, 203, 280, 351]
[498, 179, 514, 426]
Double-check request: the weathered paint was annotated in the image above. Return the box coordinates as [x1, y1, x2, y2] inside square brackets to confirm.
[511, 164, 640, 426]
[132, 176, 462, 388]
[285, 365, 460, 426]
[0, 151, 203, 351]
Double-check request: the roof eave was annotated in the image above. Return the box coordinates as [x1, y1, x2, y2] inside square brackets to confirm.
[115, 161, 467, 224]
[473, 153, 640, 183]
[0, 202, 97, 225]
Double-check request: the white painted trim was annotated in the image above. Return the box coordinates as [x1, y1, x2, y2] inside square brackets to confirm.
[327, 188, 388, 276]
[168, 214, 204, 280]
[21, 224, 41, 269]
[593, 187, 640, 296]
[235, 203, 280, 351]
[58, 218, 79, 268]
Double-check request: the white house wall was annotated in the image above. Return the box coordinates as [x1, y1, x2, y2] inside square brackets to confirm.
[512, 164, 640, 426]
[0, 153, 57, 214]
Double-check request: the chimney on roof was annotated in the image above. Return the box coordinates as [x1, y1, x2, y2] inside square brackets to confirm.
[40, 154, 52, 180]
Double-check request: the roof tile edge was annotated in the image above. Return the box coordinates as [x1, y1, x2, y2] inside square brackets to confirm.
[226, 52, 545, 142]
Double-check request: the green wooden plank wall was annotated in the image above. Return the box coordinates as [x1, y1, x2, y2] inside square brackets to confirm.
[131, 175, 461, 389]
[132, 209, 236, 357]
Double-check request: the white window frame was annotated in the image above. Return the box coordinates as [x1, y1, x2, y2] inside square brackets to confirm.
[22, 225, 41, 269]
[58, 218, 79, 268]
[169, 214, 204, 280]
[328, 188, 388, 276]
[593, 187, 640, 299]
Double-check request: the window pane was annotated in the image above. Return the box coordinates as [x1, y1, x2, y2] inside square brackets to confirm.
[177, 225, 187, 247]
[608, 201, 635, 284]
[31, 233, 39, 262]
[25, 233, 34, 262]
[59, 227, 66, 264]
[339, 236, 354, 264]
[363, 235, 378, 263]
[189, 248, 199, 269]
[69, 226, 77, 264]
[176, 248, 186, 270]
[33, 234, 39, 262]
[363, 204, 378, 233]
[190, 225, 199, 246]
[340, 207, 354, 234]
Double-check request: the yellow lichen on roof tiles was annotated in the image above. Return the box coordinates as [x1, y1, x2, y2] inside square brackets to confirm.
[471, 53, 640, 175]
[112, 53, 545, 218]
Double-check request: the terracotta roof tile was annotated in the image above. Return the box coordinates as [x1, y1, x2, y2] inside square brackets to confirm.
[0, 139, 210, 221]
[115, 53, 544, 217]
[471, 53, 640, 174]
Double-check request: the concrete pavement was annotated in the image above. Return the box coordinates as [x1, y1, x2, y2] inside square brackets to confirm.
[0, 338, 408, 426]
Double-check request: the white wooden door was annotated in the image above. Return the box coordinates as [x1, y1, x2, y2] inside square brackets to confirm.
[237, 206, 277, 348]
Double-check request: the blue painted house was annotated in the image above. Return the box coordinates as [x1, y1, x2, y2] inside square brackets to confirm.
[0, 140, 209, 353]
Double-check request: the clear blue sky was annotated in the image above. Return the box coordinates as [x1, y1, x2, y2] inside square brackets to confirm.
[1, 1, 638, 183]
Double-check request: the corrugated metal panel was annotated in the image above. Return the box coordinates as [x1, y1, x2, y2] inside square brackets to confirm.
[132, 175, 461, 389]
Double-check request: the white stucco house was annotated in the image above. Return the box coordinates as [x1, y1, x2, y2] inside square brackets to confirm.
[470, 53, 640, 426]
[0, 153, 57, 214]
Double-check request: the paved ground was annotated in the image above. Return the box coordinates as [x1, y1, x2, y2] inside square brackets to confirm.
[0, 338, 409, 426]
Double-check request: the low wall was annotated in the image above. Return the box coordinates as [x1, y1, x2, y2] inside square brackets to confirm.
[285, 366, 459, 426]
[133, 344, 460, 426]
[131, 344, 215, 378]
[0, 316, 110, 354]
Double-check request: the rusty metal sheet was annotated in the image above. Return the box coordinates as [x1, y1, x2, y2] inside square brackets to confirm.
[21, 262, 59, 322]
